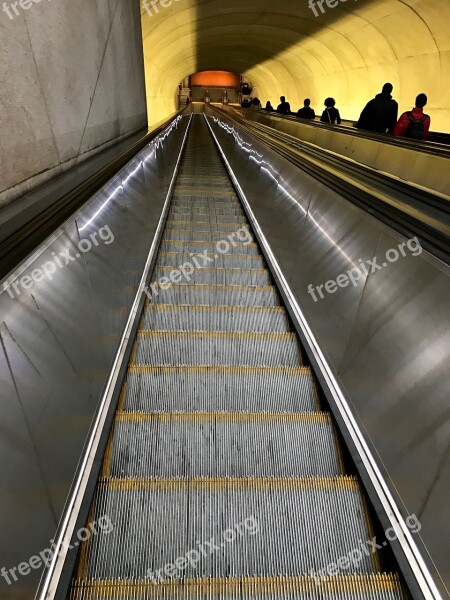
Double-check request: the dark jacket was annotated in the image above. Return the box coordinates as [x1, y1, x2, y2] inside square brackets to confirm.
[320, 107, 341, 124]
[356, 93, 398, 134]
[297, 106, 315, 119]
[277, 101, 291, 114]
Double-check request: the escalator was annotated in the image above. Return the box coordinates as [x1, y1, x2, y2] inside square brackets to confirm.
[68, 115, 407, 600]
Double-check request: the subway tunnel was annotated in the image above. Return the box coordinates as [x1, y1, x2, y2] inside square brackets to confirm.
[0, 2, 449, 600]
[141, 0, 450, 130]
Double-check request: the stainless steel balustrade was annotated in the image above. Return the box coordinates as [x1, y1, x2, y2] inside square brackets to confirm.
[0, 113, 190, 600]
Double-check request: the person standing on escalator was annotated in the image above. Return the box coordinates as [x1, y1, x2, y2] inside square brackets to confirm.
[320, 98, 341, 125]
[393, 94, 431, 141]
[277, 96, 291, 114]
[356, 83, 398, 134]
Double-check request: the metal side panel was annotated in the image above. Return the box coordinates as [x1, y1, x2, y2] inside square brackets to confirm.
[0, 114, 190, 600]
[241, 110, 450, 196]
[204, 108, 450, 599]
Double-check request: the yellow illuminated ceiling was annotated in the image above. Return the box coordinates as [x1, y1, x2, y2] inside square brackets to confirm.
[141, 0, 450, 132]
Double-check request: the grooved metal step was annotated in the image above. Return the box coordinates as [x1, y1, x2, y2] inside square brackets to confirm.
[166, 220, 250, 231]
[172, 197, 241, 206]
[162, 229, 255, 243]
[142, 305, 289, 332]
[172, 197, 239, 204]
[133, 331, 302, 366]
[170, 206, 245, 217]
[156, 253, 266, 269]
[171, 201, 244, 216]
[152, 266, 272, 286]
[166, 212, 247, 223]
[78, 477, 377, 580]
[146, 284, 279, 307]
[69, 574, 404, 600]
[122, 366, 319, 412]
[106, 412, 342, 478]
[160, 241, 258, 256]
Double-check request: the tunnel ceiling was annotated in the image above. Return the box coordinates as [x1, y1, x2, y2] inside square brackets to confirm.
[141, 0, 450, 131]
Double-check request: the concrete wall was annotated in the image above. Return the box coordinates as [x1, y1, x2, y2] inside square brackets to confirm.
[0, 0, 148, 208]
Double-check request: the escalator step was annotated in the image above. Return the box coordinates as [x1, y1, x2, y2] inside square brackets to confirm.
[133, 331, 302, 366]
[69, 574, 404, 600]
[157, 253, 265, 270]
[146, 284, 279, 307]
[166, 220, 250, 231]
[172, 197, 241, 206]
[170, 206, 245, 216]
[160, 241, 258, 255]
[123, 366, 319, 412]
[142, 305, 289, 332]
[166, 213, 247, 223]
[78, 477, 377, 580]
[152, 267, 272, 286]
[162, 229, 255, 243]
[106, 412, 342, 478]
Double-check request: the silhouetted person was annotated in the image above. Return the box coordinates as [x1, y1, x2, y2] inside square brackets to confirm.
[320, 98, 341, 124]
[356, 83, 398, 134]
[297, 99, 315, 120]
[394, 94, 431, 140]
[241, 99, 251, 108]
[249, 98, 262, 112]
[263, 101, 275, 112]
[277, 96, 291, 114]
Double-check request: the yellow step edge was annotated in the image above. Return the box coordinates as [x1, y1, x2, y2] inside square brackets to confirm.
[127, 365, 311, 375]
[146, 283, 275, 292]
[145, 304, 283, 313]
[136, 330, 296, 340]
[163, 229, 252, 236]
[155, 266, 268, 273]
[166, 221, 248, 227]
[100, 476, 359, 492]
[173, 190, 236, 194]
[169, 212, 244, 216]
[115, 412, 332, 423]
[158, 252, 261, 259]
[161, 241, 256, 247]
[69, 573, 402, 596]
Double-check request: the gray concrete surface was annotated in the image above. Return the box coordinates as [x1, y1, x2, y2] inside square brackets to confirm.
[0, 0, 147, 207]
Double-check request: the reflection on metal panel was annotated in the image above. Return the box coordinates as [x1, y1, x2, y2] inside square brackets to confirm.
[205, 107, 450, 596]
[0, 115, 189, 599]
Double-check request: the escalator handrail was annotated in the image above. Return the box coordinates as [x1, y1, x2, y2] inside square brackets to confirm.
[232, 106, 450, 156]
[211, 106, 450, 263]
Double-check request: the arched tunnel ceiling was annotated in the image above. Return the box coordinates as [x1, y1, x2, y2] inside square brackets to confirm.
[141, 0, 450, 131]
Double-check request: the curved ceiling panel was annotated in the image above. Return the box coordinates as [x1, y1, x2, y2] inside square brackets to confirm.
[141, 0, 450, 131]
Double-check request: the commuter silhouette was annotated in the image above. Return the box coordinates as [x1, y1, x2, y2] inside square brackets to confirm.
[277, 96, 291, 115]
[264, 101, 275, 112]
[297, 99, 315, 120]
[394, 94, 431, 141]
[356, 83, 398, 134]
[249, 98, 262, 112]
[320, 98, 341, 124]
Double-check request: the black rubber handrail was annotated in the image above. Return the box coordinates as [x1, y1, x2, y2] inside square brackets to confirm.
[0, 108, 188, 280]
[232, 106, 450, 156]
[212, 106, 450, 263]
